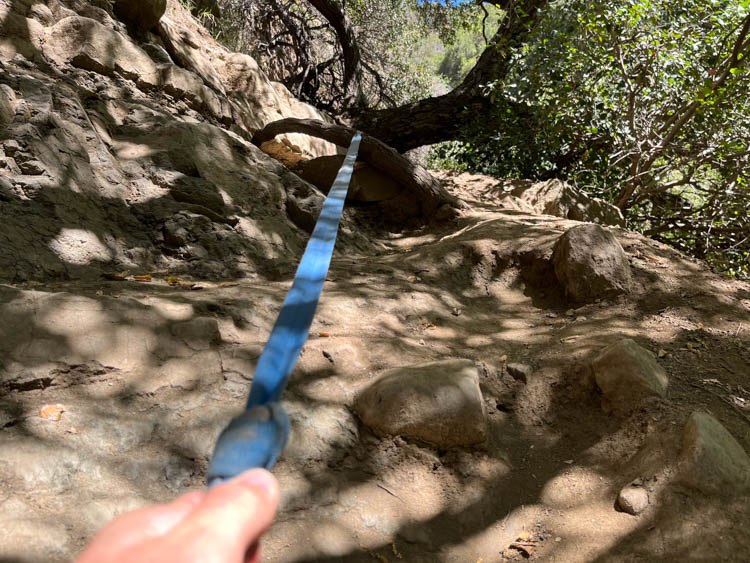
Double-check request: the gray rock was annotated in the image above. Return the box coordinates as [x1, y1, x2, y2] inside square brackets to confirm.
[553, 224, 632, 303]
[43, 16, 160, 88]
[507, 362, 532, 383]
[153, 170, 226, 214]
[616, 485, 648, 515]
[355, 359, 487, 448]
[158, 63, 206, 102]
[113, 0, 166, 31]
[591, 338, 668, 415]
[508, 179, 625, 227]
[281, 171, 324, 234]
[678, 411, 750, 495]
[0, 176, 16, 201]
[163, 211, 213, 247]
[158, 16, 226, 96]
[142, 42, 172, 64]
[0, 84, 17, 124]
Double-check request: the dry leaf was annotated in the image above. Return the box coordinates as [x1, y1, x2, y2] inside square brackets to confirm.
[658, 349, 668, 358]
[218, 281, 239, 288]
[407, 275, 416, 282]
[133, 274, 152, 282]
[96, 289, 104, 296]
[518, 531, 533, 541]
[643, 255, 660, 263]
[40, 404, 64, 421]
[165, 276, 181, 283]
[319, 332, 330, 337]
[102, 271, 129, 281]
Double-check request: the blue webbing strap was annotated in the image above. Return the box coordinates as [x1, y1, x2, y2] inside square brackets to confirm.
[206, 131, 363, 487]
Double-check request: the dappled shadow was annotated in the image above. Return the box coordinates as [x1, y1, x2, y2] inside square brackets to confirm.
[2, 199, 750, 561]
[3, 2, 750, 561]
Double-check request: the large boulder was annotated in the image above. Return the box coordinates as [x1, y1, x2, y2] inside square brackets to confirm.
[553, 224, 632, 303]
[509, 179, 625, 227]
[677, 411, 750, 495]
[354, 359, 487, 448]
[113, 0, 166, 32]
[297, 156, 401, 203]
[590, 338, 668, 414]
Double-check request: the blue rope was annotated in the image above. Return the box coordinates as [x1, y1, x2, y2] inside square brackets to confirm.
[206, 131, 363, 487]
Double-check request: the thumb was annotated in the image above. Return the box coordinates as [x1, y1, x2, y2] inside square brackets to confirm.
[172, 469, 279, 561]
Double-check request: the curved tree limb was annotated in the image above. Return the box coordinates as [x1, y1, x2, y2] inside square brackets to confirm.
[306, 0, 365, 106]
[253, 118, 465, 216]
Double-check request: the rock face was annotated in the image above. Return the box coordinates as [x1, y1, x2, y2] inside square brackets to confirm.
[509, 179, 625, 227]
[591, 338, 668, 414]
[114, 0, 167, 31]
[0, 0, 351, 283]
[678, 411, 750, 495]
[553, 224, 632, 303]
[297, 156, 402, 203]
[355, 360, 487, 448]
[44, 16, 161, 87]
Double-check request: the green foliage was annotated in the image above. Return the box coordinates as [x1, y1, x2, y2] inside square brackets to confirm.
[433, 0, 750, 278]
[437, 5, 503, 87]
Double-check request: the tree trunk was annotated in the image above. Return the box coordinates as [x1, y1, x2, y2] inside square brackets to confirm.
[252, 118, 465, 215]
[351, 0, 549, 152]
[306, 0, 364, 105]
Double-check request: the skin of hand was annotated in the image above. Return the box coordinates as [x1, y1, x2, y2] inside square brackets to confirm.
[77, 469, 279, 563]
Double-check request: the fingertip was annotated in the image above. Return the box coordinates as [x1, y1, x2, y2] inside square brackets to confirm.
[233, 468, 279, 503]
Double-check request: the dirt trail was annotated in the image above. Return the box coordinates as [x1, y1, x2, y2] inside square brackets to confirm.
[2, 176, 750, 562]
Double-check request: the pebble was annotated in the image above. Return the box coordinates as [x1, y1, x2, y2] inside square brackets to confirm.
[616, 485, 649, 515]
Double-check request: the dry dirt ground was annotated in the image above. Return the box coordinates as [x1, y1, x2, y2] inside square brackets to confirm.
[2, 173, 750, 562]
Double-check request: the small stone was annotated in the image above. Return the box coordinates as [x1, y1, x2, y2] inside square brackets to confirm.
[678, 411, 750, 495]
[419, 339, 425, 346]
[616, 485, 648, 515]
[507, 363, 532, 384]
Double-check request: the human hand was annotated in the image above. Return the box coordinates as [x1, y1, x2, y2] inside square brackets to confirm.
[77, 468, 279, 563]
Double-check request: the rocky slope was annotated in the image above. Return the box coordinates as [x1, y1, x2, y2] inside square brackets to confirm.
[0, 0, 374, 283]
[2, 2, 750, 562]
